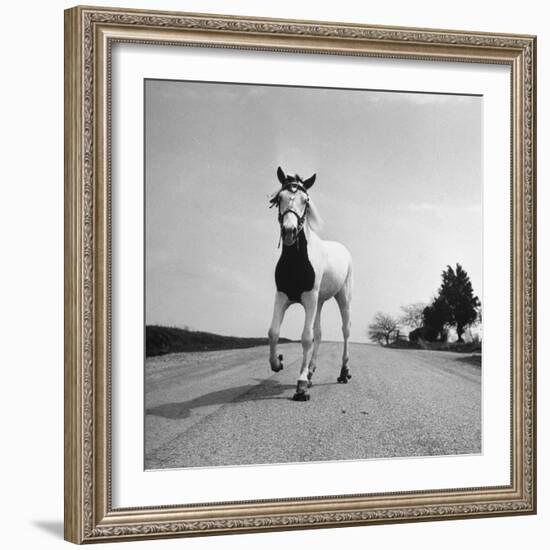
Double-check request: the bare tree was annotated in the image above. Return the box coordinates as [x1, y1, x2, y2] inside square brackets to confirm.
[368, 312, 399, 346]
[399, 302, 426, 330]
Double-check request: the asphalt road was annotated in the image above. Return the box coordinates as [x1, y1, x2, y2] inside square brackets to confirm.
[145, 343, 481, 469]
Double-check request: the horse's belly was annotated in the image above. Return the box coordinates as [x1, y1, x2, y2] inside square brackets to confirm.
[318, 241, 351, 299]
[319, 272, 345, 300]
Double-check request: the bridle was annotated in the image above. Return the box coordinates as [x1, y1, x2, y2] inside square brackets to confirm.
[269, 181, 310, 247]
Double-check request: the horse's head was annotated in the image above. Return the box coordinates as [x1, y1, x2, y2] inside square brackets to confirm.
[270, 166, 316, 246]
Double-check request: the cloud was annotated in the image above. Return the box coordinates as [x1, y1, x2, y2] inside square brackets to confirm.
[408, 202, 439, 212]
[406, 202, 482, 218]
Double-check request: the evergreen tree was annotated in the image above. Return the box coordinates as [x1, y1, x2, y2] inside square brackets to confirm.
[435, 263, 480, 342]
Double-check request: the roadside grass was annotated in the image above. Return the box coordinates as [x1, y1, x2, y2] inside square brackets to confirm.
[386, 338, 482, 354]
[146, 325, 293, 357]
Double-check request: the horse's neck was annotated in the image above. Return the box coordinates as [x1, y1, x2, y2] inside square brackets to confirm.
[306, 223, 320, 242]
[280, 229, 309, 256]
[304, 224, 322, 249]
[279, 227, 321, 258]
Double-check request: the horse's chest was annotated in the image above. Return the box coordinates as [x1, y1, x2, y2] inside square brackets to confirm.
[275, 245, 315, 303]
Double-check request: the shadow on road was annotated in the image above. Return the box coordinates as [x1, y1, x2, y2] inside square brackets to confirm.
[147, 378, 299, 420]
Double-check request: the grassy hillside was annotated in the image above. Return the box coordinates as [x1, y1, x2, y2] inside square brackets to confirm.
[146, 325, 293, 357]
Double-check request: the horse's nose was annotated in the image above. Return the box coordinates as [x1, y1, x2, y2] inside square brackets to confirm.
[282, 224, 297, 244]
[284, 226, 297, 239]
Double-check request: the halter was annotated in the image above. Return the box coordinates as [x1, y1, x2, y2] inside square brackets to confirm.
[269, 181, 310, 247]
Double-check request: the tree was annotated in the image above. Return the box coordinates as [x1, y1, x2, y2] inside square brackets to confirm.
[400, 303, 427, 330]
[432, 263, 480, 342]
[368, 312, 399, 346]
[421, 296, 450, 341]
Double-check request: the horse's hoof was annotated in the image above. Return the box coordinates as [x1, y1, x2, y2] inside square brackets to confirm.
[293, 391, 310, 401]
[337, 372, 352, 383]
[307, 379, 313, 388]
[293, 380, 310, 400]
[270, 354, 284, 372]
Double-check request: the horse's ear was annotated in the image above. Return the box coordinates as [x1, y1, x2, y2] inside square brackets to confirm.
[303, 173, 316, 189]
[277, 166, 287, 185]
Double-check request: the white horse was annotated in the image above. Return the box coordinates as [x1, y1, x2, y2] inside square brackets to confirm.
[268, 167, 353, 401]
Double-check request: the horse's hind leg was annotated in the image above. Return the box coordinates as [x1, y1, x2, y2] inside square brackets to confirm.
[335, 278, 352, 384]
[268, 292, 290, 372]
[307, 300, 324, 388]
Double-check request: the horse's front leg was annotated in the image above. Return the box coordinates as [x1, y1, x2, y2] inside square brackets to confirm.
[293, 291, 318, 401]
[268, 291, 290, 372]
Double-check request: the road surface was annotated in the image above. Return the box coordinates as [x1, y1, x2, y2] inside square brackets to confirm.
[145, 343, 481, 469]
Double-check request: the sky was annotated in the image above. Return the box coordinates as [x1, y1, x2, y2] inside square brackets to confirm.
[145, 79, 482, 342]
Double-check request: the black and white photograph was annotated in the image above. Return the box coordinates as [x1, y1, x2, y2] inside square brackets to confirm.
[56, 2, 538, 545]
[144, 79, 483, 470]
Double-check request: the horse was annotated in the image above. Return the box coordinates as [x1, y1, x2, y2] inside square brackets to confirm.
[267, 166, 353, 401]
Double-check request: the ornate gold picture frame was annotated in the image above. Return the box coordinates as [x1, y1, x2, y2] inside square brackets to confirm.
[64, 5, 536, 544]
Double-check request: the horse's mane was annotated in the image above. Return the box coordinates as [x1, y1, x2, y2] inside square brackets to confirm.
[306, 198, 323, 233]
